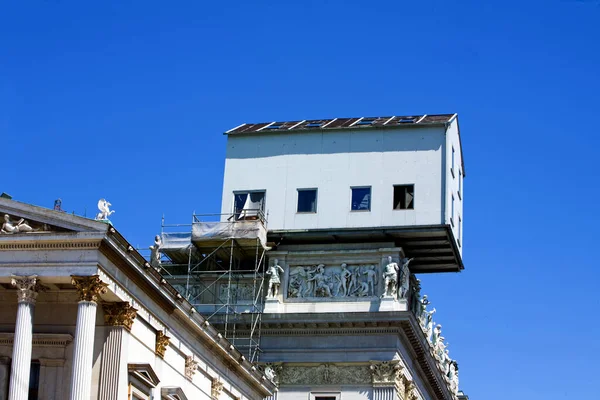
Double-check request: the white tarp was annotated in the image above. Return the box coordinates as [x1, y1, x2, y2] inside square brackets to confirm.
[192, 220, 268, 249]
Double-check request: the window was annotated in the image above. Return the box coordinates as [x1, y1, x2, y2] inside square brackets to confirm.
[28, 361, 40, 400]
[458, 170, 462, 199]
[351, 187, 371, 211]
[393, 185, 414, 210]
[310, 393, 341, 400]
[233, 191, 265, 220]
[451, 146, 455, 177]
[297, 189, 317, 213]
[451, 195, 455, 226]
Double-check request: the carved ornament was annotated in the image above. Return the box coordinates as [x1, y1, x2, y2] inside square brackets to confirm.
[102, 302, 138, 331]
[11, 275, 47, 304]
[279, 363, 371, 386]
[71, 275, 109, 303]
[211, 377, 224, 399]
[185, 356, 199, 379]
[370, 360, 403, 385]
[155, 330, 170, 358]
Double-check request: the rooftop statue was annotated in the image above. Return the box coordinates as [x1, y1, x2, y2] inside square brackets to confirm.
[1, 214, 35, 234]
[266, 259, 285, 298]
[149, 235, 162, 270]
[95, 199, 115, 221]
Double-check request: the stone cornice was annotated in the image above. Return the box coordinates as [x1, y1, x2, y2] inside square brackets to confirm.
[0, 240, 102, 251]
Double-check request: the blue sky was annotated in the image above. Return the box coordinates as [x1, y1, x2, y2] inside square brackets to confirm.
[2, 1, 599, 398]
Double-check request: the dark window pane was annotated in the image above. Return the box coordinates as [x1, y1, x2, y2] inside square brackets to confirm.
[297, 189, 317, 213]
[393, 185, 414, 210]
[29, 361, 40, 400]
[351, 187, 371, 211]
[234, 191, 265, 220]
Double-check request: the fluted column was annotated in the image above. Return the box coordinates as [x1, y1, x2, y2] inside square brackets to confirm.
[370, 360, 403, 400]
[8, 275, 43, 400]
[69, 275, 108, 400]
[98, 302, 137, 400]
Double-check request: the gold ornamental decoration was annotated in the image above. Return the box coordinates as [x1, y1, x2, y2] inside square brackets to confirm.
[71, 275, 109, 303]
[155, 330, 170, 358]
[102, 302, 138, 331]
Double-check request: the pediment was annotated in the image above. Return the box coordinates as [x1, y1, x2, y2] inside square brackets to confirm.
[0, 197, 109, 234]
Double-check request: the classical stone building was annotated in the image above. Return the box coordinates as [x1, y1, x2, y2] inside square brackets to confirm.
[0, 198, 276, 400]
[161, 114, 470, 400]
[1, 112, 471, 400]
[219, 114, 468, 400]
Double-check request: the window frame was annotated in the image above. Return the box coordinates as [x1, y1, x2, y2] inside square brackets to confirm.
[310, 392, 341, 400]
[458, 214, 462, 247]
[296, 188, 318, 214]
[458, 170, 462, 199]
[450, 194, 455, 226]
[232, 189, 267, 219]
[350, 186, 372, 212]
[392, 184, 415, 210]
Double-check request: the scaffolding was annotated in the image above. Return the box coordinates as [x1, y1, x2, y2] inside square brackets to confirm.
[157, 209, 268, 363]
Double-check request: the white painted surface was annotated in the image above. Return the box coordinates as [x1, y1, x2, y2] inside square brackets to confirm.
[221, 126, 453, 232]
[444, 119, 464, 255]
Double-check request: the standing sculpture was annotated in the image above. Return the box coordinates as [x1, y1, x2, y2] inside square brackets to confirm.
[337, 263, 352, 297]
[422, 307, 436, 341]
[149, 235, 162, 269]
[398, 257, 414, 299]
[266, 259, 285, 298]
[431, 324, 442, 347]
[1, 214, 35, 234]
[382, 256, 399, 298]
[95, 199, 115, 221]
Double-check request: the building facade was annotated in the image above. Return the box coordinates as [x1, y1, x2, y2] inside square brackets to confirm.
[0, 199, 276, 400]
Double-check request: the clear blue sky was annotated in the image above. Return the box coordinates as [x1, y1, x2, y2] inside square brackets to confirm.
[2, 1, 599, 398]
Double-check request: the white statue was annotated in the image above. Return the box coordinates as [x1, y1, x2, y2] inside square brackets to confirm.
[448, 361, 459, 394]
[423, 307, 436, 340]
[266, 259, 285, 298]
[308, 264, 332, 297]
[95, 199, 115, 221]
[363, 265, 377, 296]
[149, 235, 162, 269]
[1, 214, 35, 234]
[336, 263, 352, 297]
[398, 257, 413, 299]
[382, 256, 399, 298]
[416, 294, 430, 321]
[431, 324, 442, 347]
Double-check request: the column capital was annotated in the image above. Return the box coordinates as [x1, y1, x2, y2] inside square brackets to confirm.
[185, 356, 199, 380]
[211, 377, 224, 400]
[155, 331, 170, 359]
[11, 275, 46, 304]
[71, 275, 108, 303]
[370, 360, 403, 386]
[102, 302, 138, 331]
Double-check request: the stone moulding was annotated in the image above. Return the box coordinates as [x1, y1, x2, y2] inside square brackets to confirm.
[155, 330, 170, 358]
[0, 241, 102, 251]
[0, 333, 73, 347]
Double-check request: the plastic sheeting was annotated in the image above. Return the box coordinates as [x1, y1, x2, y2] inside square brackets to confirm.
[192, 220, 268, 249]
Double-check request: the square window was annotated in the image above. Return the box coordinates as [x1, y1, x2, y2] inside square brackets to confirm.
[297, 189, 317, 213]
[451, 195, 455, 226]
[393, 185, 414, 210]
[351, 187, 371, 211]
[310, 393, 341, 400]
[233, 191, 265, 220]
[458, 170, 462, 199]
[451, 146, 455, 178]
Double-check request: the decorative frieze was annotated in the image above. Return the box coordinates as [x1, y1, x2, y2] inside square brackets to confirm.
[279, 363, 371, 385]
[102, 302, 138, 331]
[11, 275, 46, 304]
[185, 356, 199, 380]
[155, 331, 170, 358]
[288, 263, 379, 299]
[71, 275, 108, 303]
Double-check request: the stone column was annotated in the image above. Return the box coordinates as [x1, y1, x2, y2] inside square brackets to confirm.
[0, 357, 10, 400]
[98, 302, 137, 400]
[69, 275, 108, 400]
[370, 360, 403, 400]
[8, 275, 43, 400]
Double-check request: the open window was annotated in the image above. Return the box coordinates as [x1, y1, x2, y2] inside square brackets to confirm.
[297, 189, 318, 213]
[393, 185, 414, 210]
[233, 191, 266, 220]
[351, 187, 371, 211]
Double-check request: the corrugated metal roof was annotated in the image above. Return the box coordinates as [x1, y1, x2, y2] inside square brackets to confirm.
[225, 114, 456, 135]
